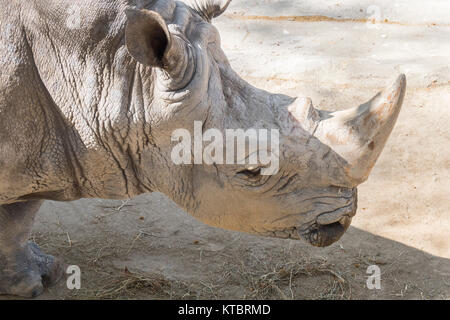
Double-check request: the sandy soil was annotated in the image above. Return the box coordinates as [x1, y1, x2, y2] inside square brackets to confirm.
[1, 0, 449, 300]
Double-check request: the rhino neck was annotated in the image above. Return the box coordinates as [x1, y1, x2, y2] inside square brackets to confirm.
[17, 0, 207, 205]
[19, 0, 185, 200]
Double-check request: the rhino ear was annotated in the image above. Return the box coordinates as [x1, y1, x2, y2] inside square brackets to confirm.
[184, 0, 232, 21]
[125, 8, 172, 68]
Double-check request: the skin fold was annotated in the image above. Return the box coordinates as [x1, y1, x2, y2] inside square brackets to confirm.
[0, 0, 405, 297]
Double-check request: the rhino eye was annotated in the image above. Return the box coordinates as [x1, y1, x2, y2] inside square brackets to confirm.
[236, 167, 262, 181]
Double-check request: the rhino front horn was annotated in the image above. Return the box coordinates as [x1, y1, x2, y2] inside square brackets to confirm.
[314, 74, 407, 186]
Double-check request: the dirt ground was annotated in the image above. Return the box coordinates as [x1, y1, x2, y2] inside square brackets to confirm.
[25, 192, 449, 300]
[2, 1, 449, 300]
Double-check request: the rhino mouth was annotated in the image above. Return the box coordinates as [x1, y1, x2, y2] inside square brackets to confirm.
[298, 189, 357, 247]
[297, 214, 353, 247]
[262, 188, 357, 246]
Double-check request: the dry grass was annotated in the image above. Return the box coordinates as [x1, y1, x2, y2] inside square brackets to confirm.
[74, 269, 190, 300]
[67, 253, 352, 300]
[30, 230, 447, 300]
[217, 249, 352, 300]
[34, 231, 354, 300]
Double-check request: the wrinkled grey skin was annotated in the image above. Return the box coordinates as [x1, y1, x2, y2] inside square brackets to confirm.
[0, 0, 406, 297]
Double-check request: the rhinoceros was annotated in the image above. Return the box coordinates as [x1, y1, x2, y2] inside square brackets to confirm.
[0, 0, 405, 297]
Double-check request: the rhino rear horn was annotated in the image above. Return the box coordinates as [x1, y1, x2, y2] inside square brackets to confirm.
[184, 0, 232, 21]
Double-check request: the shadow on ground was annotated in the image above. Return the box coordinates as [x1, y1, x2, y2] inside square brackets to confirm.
[1, 194, 447, 300]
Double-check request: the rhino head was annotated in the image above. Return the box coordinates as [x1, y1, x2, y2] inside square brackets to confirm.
[124, 0, 406, 247]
